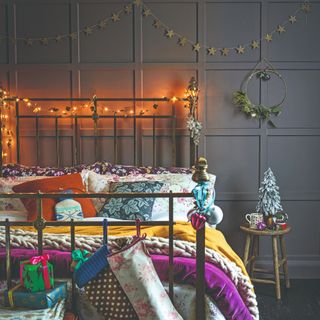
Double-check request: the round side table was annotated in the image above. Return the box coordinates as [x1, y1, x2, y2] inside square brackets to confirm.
[240, 225, 291, 300]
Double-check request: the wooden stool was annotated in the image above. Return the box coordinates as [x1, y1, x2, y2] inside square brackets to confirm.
[240, 225, 291, 300]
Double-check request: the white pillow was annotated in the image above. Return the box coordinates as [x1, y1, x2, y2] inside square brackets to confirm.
[0, 210, 28, 221]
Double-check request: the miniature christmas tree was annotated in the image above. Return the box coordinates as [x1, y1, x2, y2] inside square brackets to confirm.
[256, 168, 283, 216]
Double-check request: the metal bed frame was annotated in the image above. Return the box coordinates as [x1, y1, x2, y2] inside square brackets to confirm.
[0, 95, 206, 319]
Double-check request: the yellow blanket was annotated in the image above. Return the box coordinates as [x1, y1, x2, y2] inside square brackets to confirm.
[18, 222, 248, 277]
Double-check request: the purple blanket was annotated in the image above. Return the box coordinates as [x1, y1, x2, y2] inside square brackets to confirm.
[0, 248, 252, 320]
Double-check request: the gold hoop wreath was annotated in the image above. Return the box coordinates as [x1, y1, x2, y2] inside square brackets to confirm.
[232, 59, 287, 127]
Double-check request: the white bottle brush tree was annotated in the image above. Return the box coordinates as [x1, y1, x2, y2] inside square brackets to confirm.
[256, 168, 283, 216]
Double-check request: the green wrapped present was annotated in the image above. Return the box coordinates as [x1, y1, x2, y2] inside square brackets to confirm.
[20, 254, 54, 292]
[4, 281, 67, 309]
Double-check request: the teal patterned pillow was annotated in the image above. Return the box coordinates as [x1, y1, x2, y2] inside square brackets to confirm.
[98, 181, 164, 221]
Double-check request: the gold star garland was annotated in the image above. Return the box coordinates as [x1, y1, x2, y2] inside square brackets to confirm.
[0, 0, 312, 57]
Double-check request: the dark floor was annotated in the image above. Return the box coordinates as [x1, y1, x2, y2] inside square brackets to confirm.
[255, 280, 320, 320]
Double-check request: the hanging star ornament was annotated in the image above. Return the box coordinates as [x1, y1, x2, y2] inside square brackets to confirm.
[221, 48, 229, 56]
[83, 26, 93, 35]
[133, 0, 142, 7]
[98, 19, 108, 29]
[69, 32, 77, 40]
[178, 37, 187, 46]
[251, 40, 259, 49]
[207, 47, 217, 56]
[143, 8, 151, 17]
[124, 4, 132, 14]
[153, 19, 161, 29]
[111, 13, 120, 22]
[40, 38, 49, 46]
[289, 15, 297, 23]
[193, 43, 201, 52]
[55, 35, 63, 43]
[25, 38, 33, 46]
[277, 25, 286, 34]
[301, 2, 311, 13]
[236, 45, 245, 54]
[265, 34, 273, 42]
[166, 30, 174, 39]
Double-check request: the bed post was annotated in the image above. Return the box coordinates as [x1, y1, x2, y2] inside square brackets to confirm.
[192, 157, 209, 320]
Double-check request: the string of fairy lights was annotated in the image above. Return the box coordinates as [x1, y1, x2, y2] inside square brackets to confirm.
[0, 1, 313, 56]
[0, 84, 196, 160]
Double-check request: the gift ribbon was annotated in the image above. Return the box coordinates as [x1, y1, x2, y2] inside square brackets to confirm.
[8, 284, 21, 307]
[27, 254, 51, 290]
[71, 249, 90, 271]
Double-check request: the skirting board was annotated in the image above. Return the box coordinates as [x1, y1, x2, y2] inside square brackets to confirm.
[255, 256, 320, 279]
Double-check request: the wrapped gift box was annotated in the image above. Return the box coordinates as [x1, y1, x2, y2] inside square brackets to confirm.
[4, 281, 67, 309]
[20, 255, 54, 292]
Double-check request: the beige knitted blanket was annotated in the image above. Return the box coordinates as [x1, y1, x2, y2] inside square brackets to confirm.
[0, 227, 259, 319]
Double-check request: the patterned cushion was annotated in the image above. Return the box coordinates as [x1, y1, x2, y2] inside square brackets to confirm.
[98, 181, 164, 221]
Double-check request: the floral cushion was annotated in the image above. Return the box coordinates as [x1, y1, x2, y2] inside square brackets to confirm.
[108, 239, 182, 320]
[0, 176, 49, 212]
[98, 181, 164, 221]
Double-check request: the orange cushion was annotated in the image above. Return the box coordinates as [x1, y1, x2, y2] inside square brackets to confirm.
[12, 173, 96, 221]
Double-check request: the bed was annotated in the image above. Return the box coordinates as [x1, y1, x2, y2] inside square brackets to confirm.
[0, 89, 259, 319]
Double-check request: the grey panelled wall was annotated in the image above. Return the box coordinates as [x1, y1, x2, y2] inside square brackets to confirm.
[0, 0, 319, 278]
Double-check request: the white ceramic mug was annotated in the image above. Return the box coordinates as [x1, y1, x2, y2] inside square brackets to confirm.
[245, 213, 264, 229]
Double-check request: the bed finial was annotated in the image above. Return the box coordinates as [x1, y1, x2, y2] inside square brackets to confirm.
[192, 157, 209, 183]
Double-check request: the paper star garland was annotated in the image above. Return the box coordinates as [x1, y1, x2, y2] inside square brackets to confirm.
[40, 38, 49, 46]
[289, 15, 297, 23]
[25, 38, 33, 46]
[83, 26, 93, 35]
[166, 30, 174, 39]
[251, 40, 259, 49]
[301, 3, 311, 13]
[111, 13, 120, 22]
[143, 8, 151, 17]
[98, 19, 108, 29]
[193, 43, 201, 52]
[55, 35, 63, 43]
[207, 47, 217, 56]
[124, 4, 132, 14]
[235, 45, 245, 54]
[69, 33, 77, 40]
[153, 19, 161, 29]
[133, 0, 142, 7]
[178, 37, 187, 46]
[277, 25, 286, 34]
[220, 48, 229, 56]
[264, 34, 273, 42]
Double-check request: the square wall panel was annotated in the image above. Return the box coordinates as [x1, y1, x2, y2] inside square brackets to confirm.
[206, 70, 260, 129]
[206, 2, 260, 62]
[205, 136, 260, 193]
[266, 70, 320, 128]
[79, 3, 133, 63]
[79, 69, 134, 98]
[142, 69, 196, 127]
[142, 3, 197, 63]
[268, 136, 320, 194]
[0, 4, 8, 64]
[269, 3, 320, 62]
[15, 3, 71, 64]
[16, 70, 72, 97]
